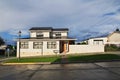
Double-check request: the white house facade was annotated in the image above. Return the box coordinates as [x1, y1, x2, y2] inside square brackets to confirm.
[17, 27, 76, 57]
[17, 27, 120, 57]
[107, 31, 120, 44]
[87, 37, 108, 45]
[87, 29, 120, 45]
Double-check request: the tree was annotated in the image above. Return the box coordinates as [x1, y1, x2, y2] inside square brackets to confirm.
[116, 28, 119, 31]
[0, 36, 5, 46]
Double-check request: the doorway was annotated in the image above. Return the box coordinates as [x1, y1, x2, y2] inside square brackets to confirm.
[60, 41, 69, 53]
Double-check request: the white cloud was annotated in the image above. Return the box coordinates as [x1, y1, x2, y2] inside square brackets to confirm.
[0, 0, 120, 41]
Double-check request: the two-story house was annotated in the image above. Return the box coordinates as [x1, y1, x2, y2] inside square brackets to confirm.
[17, 27, 76, 57]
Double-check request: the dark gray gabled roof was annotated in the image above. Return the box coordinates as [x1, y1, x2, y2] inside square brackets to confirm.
[53, 28, 68, 31]
[29, 27, 68, 31]
[29, 27, 52, 30]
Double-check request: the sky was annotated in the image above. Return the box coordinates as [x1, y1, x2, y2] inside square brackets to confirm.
[0, 0, 120, 45]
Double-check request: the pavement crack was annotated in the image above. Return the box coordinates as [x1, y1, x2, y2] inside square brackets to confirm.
[27, 65, 43, 80]
[94, 63, 120, 77]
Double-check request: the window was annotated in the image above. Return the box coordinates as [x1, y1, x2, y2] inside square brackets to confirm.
[36, 32, 43, 38]
[33, 42, 43, 49]
[20, 42, 28, 49]
[93, 40, 103, 45]
[47, 42, 56, 49]
[54, 32, 61, 38]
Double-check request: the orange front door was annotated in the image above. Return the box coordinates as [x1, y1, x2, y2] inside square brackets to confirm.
[63, 43, 67, 52]
[63, 41, 69, 52]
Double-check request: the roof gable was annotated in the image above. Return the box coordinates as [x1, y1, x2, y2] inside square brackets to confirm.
[108, 31, 120, 38]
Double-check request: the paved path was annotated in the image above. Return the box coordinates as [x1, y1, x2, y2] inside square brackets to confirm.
[0, 57, 16, 63]
[0, 61, 120, 80]
[61, 54, 69, 63]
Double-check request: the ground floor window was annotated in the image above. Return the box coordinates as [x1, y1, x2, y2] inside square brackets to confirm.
[33, 42, 43, 49]
[20, 42, 28, 49]
[47, 42, 56, 49]
[93, 40, 103, 45]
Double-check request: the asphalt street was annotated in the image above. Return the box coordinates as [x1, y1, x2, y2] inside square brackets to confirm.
[0, 62, 120, 80]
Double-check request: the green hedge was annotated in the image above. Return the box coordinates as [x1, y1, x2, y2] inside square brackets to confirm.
[105, 44, 120, 51]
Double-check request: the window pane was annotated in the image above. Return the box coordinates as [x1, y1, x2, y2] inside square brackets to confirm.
[47, 42, 56, 49]
[33, 42, 43, 49]
[20, 42, 28, 49]
[36, 32, 43, 38]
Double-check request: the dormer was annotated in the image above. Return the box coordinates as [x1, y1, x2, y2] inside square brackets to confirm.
[29, 27, 52, 38]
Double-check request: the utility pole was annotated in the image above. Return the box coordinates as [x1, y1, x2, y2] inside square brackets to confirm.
[18, 31, 21, 61]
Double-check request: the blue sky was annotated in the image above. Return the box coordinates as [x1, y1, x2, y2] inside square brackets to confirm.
[0, 0, 120, 44]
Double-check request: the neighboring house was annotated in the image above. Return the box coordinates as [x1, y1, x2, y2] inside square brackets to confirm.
[0, 45, 7, 55]
[87, 37, 108, 45]
[17, 27, 76, 57]
[107, 30, 120, 44]
[0, 45, 7, 50]
[86, 29, 120, 45]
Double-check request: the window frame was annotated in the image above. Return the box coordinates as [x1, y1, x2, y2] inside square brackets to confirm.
[47, 41, 57, 49]
[33, 42, 43, 49]
[20, 42, 28, 49]
[93, 40, 104, 45]
[36, 32, 43, 38]
[54, 32, 61, 38]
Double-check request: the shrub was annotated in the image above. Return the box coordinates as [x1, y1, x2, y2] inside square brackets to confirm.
[105, 44, 120, 51]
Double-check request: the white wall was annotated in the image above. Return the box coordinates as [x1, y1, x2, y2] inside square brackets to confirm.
[43, 32, 50, 37]
[42, 41, 60, 55]
[17, 41, 105, 57]
[108, 33, 120, 42]
[61, 32, 67, 37]
[17, 41, 43, 57]
[30, 31, 68, 38]
[52, 32, 68, 37]
[88, 37, 107, 45]
[68, 45, 104, 54]
[30, 32, 50, 38]
[30, 32, 36, 38]
[17, 41, 60, 57]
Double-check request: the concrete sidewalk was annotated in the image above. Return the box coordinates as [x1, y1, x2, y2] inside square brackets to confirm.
[0, 57, 16, 62]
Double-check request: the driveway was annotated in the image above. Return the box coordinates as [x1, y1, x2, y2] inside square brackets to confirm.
[0, 62, 120, 80]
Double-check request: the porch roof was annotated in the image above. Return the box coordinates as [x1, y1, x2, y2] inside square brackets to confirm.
[17, 38, 77, 41]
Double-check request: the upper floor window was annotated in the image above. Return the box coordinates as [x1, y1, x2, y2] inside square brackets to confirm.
[20, 42, 28, 49]
[36, 32, 43, 38]
[33, 42, 43, 49]
[54, 32, 61, 38]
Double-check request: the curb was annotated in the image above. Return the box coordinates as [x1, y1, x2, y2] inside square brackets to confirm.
[0, 62, 51, 65]
[1, 60, 120, 65]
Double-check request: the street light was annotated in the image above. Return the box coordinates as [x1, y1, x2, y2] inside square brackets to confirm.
[18, 31, 21, 61]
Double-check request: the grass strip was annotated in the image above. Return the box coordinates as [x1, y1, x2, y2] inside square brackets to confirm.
[68, 54, 120, 62]
[5, 56, 61, 63]
[4, 54, 120, 63]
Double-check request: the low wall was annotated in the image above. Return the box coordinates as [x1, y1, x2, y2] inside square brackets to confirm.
[68, 45, 105, 54]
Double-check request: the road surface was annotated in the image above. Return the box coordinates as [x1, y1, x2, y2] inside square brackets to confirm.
[0, 62, 120, 80]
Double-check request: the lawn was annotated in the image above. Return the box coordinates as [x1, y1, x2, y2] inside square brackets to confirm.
[68, 54, 120, 62]
[4, 53, 120, 63]
[5, 56, 61, 63]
